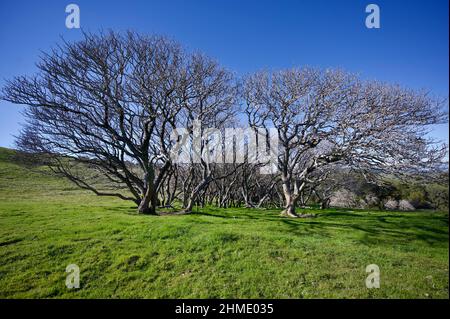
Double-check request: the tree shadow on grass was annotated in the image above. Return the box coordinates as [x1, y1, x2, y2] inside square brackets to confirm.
[193, 208, 448, 246]
[279, 217, 448, 246]
[105, 205, 141, 216]
[107, 205, 188, 217]
[187, 210, 283, 223]
[105, 205, 448, 246]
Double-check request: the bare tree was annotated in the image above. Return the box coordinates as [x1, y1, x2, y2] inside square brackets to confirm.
[244, 68, 447, 217]
[1, 31, 236, 215]
[2, 31, 447, 217]
[173, 54, 239, 213]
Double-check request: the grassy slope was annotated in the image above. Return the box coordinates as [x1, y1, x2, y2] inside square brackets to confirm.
[0, 147, 448, 298]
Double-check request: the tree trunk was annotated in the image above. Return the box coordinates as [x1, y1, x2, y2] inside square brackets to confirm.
[241, 187, 254, 208]
[320, 198, 330, 209]
[137, 168, 157, 215]
[182, 177, 211, 213]
[281, 203, 299, 217]
[137, 189, 156, 214]
[280, 181, 299, 217]
[184, 199, 194, 213]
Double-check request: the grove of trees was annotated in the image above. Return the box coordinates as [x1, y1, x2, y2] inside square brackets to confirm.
[1, 31, 448, 217]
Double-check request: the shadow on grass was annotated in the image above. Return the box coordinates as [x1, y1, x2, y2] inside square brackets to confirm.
[282, 217, 448, 246]
[103, 204, 448, 246]
[105, 205, 141, 216]
[188, 207, 449, 246]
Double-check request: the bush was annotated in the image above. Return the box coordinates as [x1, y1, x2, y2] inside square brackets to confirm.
[384, 199, 398, 210]
[398, 200, 416, 211]
[330, 189, 359, 208]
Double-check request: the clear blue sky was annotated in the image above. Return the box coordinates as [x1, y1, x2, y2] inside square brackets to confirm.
[0, 0, 448, 147]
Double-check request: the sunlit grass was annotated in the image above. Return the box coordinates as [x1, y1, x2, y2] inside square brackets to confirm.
[0, 147, 448, 298]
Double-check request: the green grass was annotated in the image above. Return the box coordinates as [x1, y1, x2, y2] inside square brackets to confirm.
[0, 147, 448, 298]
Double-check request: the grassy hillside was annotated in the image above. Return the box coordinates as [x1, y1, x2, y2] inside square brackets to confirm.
[0, 147, 448, 298]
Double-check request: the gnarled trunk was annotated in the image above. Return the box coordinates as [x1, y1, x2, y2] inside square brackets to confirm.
[281, 203, 298, 217]
[280, 180, 299, 217]
[182, 176, 211, 213]
[320, 198, 330, 210]
[137, 192, 156, 214]
[137, 168, 157, 215]
[137, 183, 157, 214]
